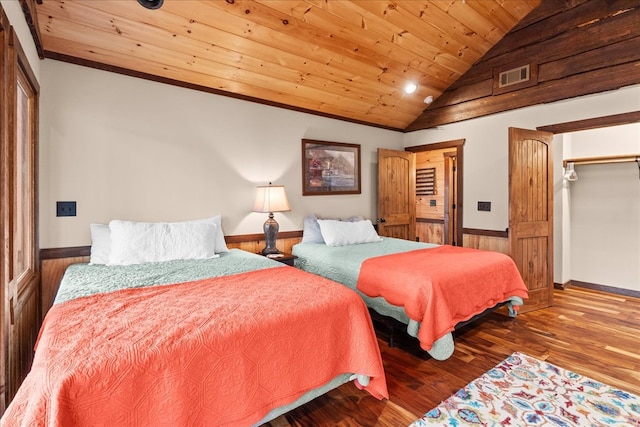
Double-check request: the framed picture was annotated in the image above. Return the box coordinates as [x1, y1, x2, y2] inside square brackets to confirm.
[302, 139, 361, 195]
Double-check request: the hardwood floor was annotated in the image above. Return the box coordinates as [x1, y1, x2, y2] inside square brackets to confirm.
[265, 286, 640, 426]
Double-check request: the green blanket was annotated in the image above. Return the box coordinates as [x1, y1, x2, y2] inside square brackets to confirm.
[55, 249, 282, 304]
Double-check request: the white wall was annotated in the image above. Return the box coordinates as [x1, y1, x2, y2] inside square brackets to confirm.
[39, 60, 404, 248]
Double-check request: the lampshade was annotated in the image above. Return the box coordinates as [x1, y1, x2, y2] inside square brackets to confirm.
[253, 185, 291, 213]
[564, 162, 578, 181]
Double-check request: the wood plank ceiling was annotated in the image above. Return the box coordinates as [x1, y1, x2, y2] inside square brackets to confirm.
[34, 0, 540, 131]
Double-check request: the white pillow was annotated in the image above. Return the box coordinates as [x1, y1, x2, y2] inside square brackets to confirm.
[90, 215, 228, 261]
[302, 214, 367, 244]
[317, 219, 382, 247]
[197, 215, 229, 253]
[89, 223, 111, 265]
[107, 220, 218, 265]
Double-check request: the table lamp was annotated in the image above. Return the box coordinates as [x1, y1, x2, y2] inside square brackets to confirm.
[253, 183, 290, 255]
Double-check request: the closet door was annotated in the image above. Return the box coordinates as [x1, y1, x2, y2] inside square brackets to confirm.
[2, 26, 40, 404]
[508, 127, 553, 313]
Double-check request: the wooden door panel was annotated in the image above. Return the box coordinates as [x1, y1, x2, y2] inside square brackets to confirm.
[514, 237, 549, 289]
[377, 149, 416, 240]
[381, 225, 409, 239]
[509, 127, 553, 313]
[515, 221, 551, 236]
[513, 237, 551, 310]
[10, 280, 38, 397]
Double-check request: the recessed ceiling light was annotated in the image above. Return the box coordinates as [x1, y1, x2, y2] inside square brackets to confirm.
[138, 0, 164, 10]
[404, 83, 417, 94]
[424, 95, 433, 104]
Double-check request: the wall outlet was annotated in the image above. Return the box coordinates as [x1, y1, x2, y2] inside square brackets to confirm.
[429, 199, 436, 207]
[56, 201, 77, 217]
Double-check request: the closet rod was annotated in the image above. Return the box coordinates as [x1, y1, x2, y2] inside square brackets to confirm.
[562, 154, 640, 167]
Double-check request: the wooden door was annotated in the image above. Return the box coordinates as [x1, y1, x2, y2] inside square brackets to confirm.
[509, 127, 553, 313]
[1, 25, 40, 405]
[377, 148, 416, 240]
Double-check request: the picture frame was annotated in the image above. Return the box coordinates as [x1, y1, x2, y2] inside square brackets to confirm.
[302, 139, 361, 196]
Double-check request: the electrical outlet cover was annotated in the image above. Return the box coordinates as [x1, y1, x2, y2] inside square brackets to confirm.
[56, 201, 77, 217]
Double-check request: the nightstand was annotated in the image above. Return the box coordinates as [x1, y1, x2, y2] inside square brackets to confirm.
[263, 253, 298, 267]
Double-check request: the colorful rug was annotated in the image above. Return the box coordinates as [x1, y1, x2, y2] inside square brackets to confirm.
[410, 352, 640, 426]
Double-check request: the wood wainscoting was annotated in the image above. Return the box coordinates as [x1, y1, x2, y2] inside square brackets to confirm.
[462, 228, 509, 254]
[39, 231, 303, 322]
[223, 231, 302, 256]
[419, 225, 510, 254]
[416, 218, 444, 245]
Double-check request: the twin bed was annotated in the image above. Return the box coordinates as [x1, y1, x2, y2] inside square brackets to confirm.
[1, 219, 388, 427]
[292, 216, 529, 360]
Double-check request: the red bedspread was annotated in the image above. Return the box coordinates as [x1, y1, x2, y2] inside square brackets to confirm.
[357, 245, 528, 351]
[2, 267, 387, 427]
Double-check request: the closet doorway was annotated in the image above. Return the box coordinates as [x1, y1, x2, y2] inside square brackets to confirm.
[538, 111, 640, 296]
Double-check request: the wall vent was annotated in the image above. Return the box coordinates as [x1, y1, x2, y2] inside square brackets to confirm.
[498, 65, 530, 88]
[416, 167, 436, 196]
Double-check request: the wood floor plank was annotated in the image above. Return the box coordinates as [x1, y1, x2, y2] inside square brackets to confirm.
[263, 287, 640, 426]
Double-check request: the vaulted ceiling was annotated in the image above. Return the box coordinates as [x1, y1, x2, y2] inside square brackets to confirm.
[31, 0, 540, 131]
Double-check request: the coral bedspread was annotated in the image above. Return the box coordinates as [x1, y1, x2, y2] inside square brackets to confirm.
[357, 245, 528, 352]
[2, 267, 387, 427]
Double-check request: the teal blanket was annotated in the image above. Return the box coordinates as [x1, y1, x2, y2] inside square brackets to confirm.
[55, 249, 283, 304]
[293, 238, 438, 326]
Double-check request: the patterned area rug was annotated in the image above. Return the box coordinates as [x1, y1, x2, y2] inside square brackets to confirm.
[410, 352, 640, 426]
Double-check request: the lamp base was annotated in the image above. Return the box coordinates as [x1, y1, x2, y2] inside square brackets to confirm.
[261, 247, 281, 255]
[261, 213, 280, 255]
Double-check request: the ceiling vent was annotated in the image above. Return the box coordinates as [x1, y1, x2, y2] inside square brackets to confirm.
[498, 65, 530, 88]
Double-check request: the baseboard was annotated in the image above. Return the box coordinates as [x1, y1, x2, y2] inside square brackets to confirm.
[554, 281, 570, 290]
[564, 280, 640, 299]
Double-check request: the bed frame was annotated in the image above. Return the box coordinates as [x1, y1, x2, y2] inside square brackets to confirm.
[369, 300, 512, 352]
